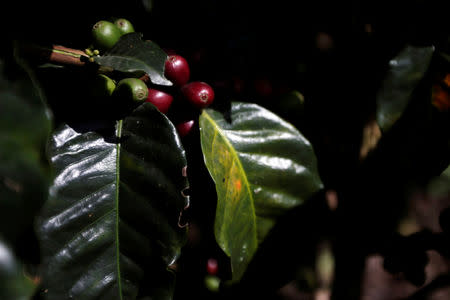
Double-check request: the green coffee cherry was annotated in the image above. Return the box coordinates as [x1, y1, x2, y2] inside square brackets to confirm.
[114, 18, 135, 35]
[92, 20, 122, 51]
[115, 78, 148, 102]
[90, 74, 116, 98]
[204, 275, 220, 292]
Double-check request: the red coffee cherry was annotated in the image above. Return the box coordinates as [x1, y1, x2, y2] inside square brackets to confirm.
[253, 78, 273, 98]
[206, 258, 218, 275]
[176, 120, 195, 138]
[165, 55, 190, 86]
[145, 88, 174, 114]
[181, 81, 215, 109]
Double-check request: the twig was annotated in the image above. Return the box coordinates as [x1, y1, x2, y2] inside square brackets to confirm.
[50, 45, 89, 66]
[15, 41, 89, 66]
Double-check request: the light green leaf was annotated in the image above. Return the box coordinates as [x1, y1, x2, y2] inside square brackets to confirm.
[199, 102, 323, 281]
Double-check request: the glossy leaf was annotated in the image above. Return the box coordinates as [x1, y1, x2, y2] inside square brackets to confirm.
[0, 239, 36, 300]
[199, 102, 323, 281]
[37, 103, 188, 300]
[376, 45, 434, 132]
[94, 33, 172, 86]
[0, 59, 51, 245]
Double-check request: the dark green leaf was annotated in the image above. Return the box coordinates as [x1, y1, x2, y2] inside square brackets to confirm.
[439, 51, 450, 63]
[94, 33, 172, 86]
[199, 102, 323, 281]
[0, 238, 36, 300]
[264, 90, 305, 126]
[0, 58, 52, 245]
[426, 164, 450, 198]
[37, 103, 188, 300]
[376, 45, 434, 132]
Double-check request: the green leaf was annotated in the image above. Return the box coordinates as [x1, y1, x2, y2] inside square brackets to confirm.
[37, 103, 188, 300]
[263, 90, 305, 126]
[0, 238, 36, 300]
[0, 58, 52, 245]
[426, 164, 450, 198]
[94, 32, 172, 86]
[376, 45, 434, 132]
[199, 102, 323, 281]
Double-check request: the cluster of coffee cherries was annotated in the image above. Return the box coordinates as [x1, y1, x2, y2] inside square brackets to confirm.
[147, 54, 215, 138]
[87, 18, 215, 138]
[204, 257, 220, 292]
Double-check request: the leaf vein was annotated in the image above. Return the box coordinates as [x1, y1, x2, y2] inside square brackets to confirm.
[202, 111, 258, 247]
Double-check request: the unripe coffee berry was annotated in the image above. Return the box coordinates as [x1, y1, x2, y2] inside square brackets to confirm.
[204, 275, 220, 292]
[165, 55, 190, 86]
[181, 81, 215, 109]
[115, 78, 148, 102]
[114, 18, 135, 35]
[90, 74, 116, 97]
[145, 88, 174, 114]
[92, 20, 122, 51]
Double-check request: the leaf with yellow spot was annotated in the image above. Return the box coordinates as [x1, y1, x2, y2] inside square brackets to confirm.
[199, 102, 323, 281]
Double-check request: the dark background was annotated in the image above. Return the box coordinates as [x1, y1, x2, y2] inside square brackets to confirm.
[2, 0, 448, 187]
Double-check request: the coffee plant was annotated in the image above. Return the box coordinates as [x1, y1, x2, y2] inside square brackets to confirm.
[1, 1, 449, 300]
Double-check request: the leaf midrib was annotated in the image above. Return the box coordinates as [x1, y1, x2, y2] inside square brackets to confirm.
[115, 120, 123, 300]
[202, 111, 258, 249]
